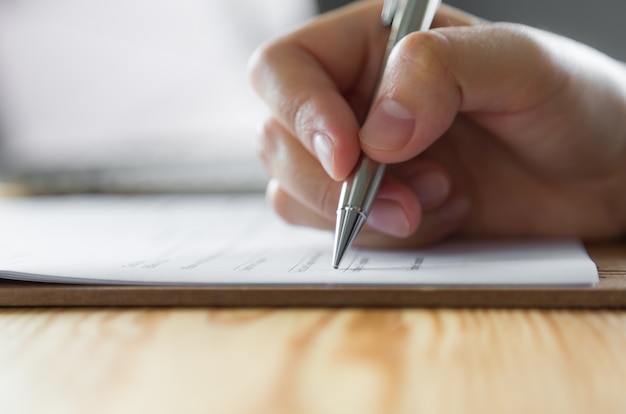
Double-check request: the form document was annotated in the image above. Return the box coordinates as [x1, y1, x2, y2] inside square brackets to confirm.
[0, 194, 598, 286]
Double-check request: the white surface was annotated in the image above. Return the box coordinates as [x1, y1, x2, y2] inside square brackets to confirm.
[0, 194, 599, 286]
[0, 0, 314, 170]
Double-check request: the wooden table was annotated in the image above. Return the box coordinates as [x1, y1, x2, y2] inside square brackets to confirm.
[1, 306, 625, 413]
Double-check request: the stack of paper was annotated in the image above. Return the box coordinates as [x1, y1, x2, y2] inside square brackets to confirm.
[0, 194, 598, 286]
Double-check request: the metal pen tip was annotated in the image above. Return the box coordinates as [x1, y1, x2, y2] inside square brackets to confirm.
[332, 207, 366, 269]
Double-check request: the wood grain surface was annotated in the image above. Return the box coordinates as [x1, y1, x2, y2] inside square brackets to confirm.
[1, 308, 625, 414]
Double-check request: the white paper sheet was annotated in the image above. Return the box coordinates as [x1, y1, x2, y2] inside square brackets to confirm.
[0, 194, 598, 286]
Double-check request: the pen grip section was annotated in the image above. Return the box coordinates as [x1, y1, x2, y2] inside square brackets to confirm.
[338, 157, 386, 217]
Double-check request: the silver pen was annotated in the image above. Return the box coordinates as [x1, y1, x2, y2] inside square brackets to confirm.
[332, 0, 441, 268]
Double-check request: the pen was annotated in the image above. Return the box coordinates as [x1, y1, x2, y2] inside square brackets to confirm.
[332, 0, 441, 268]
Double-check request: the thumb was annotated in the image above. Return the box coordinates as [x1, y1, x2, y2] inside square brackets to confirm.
[358, 23, 567, 163]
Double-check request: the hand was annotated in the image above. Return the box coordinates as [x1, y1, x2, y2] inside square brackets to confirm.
[248, 0, 626, 248]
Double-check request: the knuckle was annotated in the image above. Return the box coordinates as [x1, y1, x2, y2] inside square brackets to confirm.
[247, 40, 316, 145]
[291, 94, 319, 150]
[256, 117, 283, 174]
[395, 30, 452, 77]
[246, 39, 281, 94]
[268, 183, 301, 226]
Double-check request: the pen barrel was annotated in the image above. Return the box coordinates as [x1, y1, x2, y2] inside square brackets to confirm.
[332, 0, 441, 267]
[336, 0, 440, 218]
[374, 0, 441, 105]
[391, 0, 440, 41]
[338, 157, 386, 217]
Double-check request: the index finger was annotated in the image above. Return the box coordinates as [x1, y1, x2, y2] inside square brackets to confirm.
[247, 1, 388, 180]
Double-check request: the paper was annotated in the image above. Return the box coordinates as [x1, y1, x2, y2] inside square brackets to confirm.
[0, 194, 598, 286]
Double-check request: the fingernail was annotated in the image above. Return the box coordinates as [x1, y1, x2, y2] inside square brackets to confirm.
[367, 199, 411, 237]
[409, 171, 450, 209]
[360, 100, 415, 151]
[313, 132, 334, 177]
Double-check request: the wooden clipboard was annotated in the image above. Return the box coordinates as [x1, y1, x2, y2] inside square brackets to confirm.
[0, 242, 624, 308]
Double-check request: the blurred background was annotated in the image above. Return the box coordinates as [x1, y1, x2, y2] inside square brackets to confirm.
[0, 0, 317, 192]
[0, 0, 623, 193]
[448, 0, 625, 61]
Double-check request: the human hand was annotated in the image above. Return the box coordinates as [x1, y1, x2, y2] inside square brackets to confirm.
[248, 0, 626, 248]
